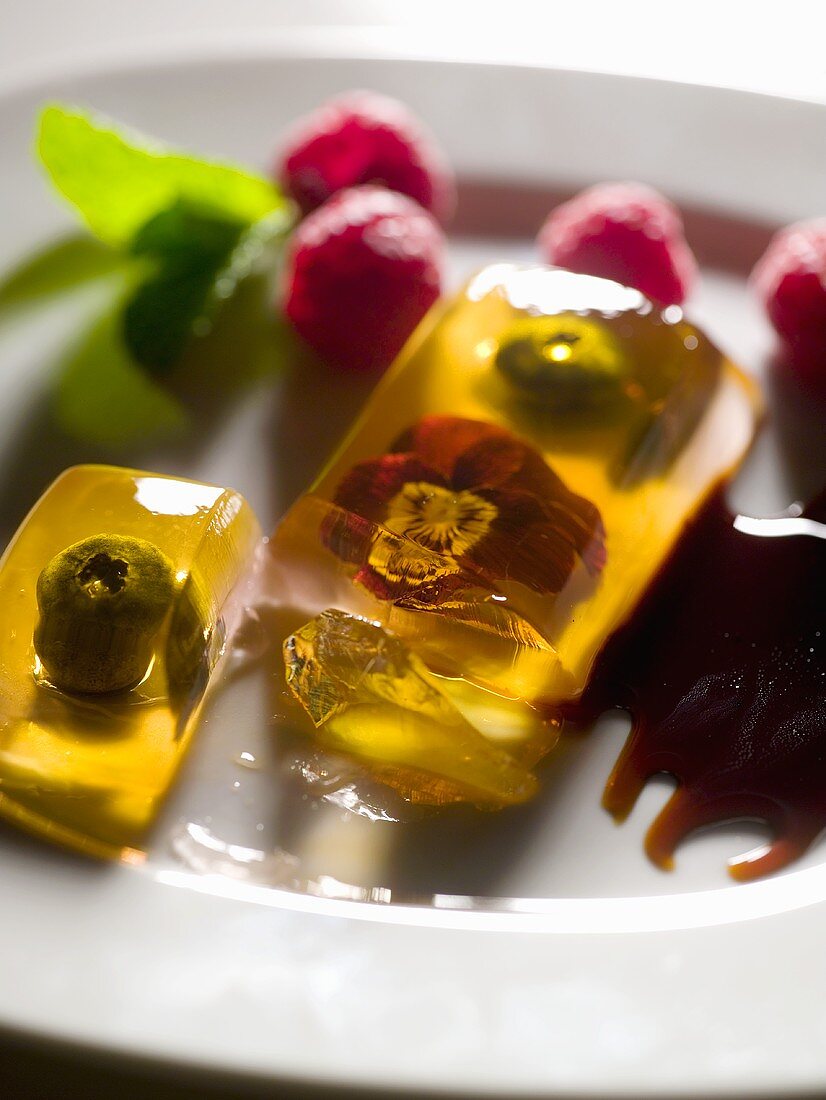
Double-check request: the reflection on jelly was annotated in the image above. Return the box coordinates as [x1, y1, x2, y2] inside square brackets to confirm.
[269, 265, 760, 803]
[284, 609, 558, 809]
[0, 465, 260, 860]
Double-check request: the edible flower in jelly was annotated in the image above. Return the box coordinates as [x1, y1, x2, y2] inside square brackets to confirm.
[327, 415, 605, 601]
[270, 263, 760, 808]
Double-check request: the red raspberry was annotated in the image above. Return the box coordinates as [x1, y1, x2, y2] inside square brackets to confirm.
[751, 219, 826, 384]
[538, 182, 697, 305]
[276, 90, 455, 224]
[284, 185, 445, 373]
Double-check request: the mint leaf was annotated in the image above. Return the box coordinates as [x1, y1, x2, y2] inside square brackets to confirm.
[173, 270, 292, 396]
[33, 104, 295, 390]
[0, 235, 126, 321]
[122, 203, 287, 375]
[56, 284, 188, 446]
[123, 202, 246, 373]
[37, 104, 288, 248]
[123, 265, 222, 375]
[129, 199, 248, 259]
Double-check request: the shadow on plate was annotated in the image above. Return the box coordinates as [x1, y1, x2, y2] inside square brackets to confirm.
[0, 1028, 469, 1100]
[268, 343, 377, 515]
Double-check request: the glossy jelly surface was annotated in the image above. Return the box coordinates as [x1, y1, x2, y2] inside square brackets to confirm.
[283, 608, 558, 808]
[269, 264, 760, 803]
[0, 465, 260, 860]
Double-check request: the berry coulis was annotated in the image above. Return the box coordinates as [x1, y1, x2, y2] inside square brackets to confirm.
[561, 483, 826, 881]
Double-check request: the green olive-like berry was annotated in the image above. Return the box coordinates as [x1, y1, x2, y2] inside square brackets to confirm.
[34, 534, 178, 695]
[494, 314, 628, 411]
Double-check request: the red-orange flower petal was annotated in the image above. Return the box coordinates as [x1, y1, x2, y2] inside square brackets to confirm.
[555, 503, 606, 576]
[469, 525, 575, 595]
[451, 435, 534, 492]
[356, 563, 471, 604]
[327, 415, 606, 599]
[320, 504, 376, 565]
[390, 416, 506, 480]
[333, 454, 445, 523]
[456, 488, 595, 595]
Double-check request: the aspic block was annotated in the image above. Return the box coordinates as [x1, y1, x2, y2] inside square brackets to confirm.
[0, 465, 260, 860]
[271, 264, 760, 804]
[284, 609, 555, 807]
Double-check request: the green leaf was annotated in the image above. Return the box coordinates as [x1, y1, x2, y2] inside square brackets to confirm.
[122, 202, 247, 373]
[37, 104, 288, 248]
[55, 281, 188, 447]
[129, 200, 248, 260]
[31, 103, 296, 398]
[172, 269, 292, 398]
[121, 202, 287, 376]
[122, 263, 220, 375]
[0, 235, 125, 321]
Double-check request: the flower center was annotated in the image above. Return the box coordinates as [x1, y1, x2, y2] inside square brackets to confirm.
[384, 481, 498, 557]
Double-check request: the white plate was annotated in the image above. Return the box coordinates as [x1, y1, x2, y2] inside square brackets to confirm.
[1, 41, 826, 1098]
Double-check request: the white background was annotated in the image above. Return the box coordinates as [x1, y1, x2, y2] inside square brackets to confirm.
[3, 0, 826, 104]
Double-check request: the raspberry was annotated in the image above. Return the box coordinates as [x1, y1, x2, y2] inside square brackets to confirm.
[538, 182, 697, 305]
[283, 185, 445, 373]
[751, 219, 826, 385]
[276, 90, 455, 224]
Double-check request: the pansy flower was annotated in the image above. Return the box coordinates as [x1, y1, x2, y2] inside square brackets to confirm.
[325, 416, 605, 601]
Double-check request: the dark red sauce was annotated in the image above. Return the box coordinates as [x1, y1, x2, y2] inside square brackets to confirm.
[563, 485, 826, 880]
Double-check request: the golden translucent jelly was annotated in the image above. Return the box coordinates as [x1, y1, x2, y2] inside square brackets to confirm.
[0, 465, 259, 860]
[284, 609, 556, 807]
[271, 265, 760, 805]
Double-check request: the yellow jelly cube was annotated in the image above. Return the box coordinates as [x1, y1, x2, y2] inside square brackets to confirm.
[284, 609, 555, 808]
[0, 465, 260, 860]
[269, 265, 760, 804]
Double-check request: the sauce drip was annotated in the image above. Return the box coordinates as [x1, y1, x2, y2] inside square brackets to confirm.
[564, 486, 826, 880]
